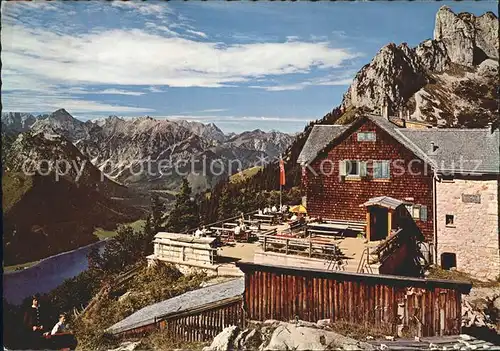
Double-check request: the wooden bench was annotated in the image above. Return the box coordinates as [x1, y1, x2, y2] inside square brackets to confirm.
[258, 234, 339, 258]
[253, 214, 276, 225]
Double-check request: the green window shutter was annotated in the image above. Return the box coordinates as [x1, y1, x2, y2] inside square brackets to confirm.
[373, 161, 380, 178]
[360, 161, 367, 177]
[339, 160, 347, 176]
[383, 161, 390, 178]
[420, 205, 428, 221]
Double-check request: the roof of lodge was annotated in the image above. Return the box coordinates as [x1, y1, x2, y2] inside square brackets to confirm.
[297, 125, 348, 165]
[297, 114, 499, 175]
[106, 278, 244, 335]
[361, 196, 404, 210]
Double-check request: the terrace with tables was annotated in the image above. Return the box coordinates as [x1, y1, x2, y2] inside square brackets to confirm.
[148, 201, 425, 278]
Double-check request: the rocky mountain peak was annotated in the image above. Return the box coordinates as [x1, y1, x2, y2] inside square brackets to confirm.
[434, 6, 498, 67]
[49, 108, 76, 123]
[1, 112, 37, 132]
[341, 6, 498, 126]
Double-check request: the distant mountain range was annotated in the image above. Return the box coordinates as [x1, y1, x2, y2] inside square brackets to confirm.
[2, 109, 293, 192]
[1, 110, 292, 264]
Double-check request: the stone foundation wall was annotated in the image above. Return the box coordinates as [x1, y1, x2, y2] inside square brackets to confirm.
[436, 178, 499, 280]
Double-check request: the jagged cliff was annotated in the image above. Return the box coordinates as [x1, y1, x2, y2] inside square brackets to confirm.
[342, 6, 498, 127]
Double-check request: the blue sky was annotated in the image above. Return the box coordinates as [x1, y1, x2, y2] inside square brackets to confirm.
[2, 1, 497, 133]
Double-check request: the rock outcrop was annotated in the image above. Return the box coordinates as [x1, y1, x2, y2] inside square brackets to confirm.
[434, 7, 498, 66]
[462, 287, 500, 332]
[341, 6, 498, 127]
[203, 320, 374, 351]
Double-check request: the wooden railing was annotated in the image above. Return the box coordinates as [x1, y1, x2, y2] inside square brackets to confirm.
[356, 247, 374, 274]
[259, 235, 341, 260]
[371, 228, 404, 263]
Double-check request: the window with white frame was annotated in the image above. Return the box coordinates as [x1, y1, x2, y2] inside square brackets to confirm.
[340, 160, 368, 178]
[373, 160, 391, 179]
[346, 160, 359, 176]
[357, 132, 376, 142]
[404, 203, 428, 221]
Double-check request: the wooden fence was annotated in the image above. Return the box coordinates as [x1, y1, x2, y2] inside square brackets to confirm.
[160, 298, 245, 342]
[237, 262, 471, 337]
[114, 297, 244, 342]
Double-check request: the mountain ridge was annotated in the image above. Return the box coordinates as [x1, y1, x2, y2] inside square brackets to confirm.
[341, 6, 498, 127]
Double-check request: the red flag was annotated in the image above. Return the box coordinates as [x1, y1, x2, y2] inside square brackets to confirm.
[279, 158, 286, 186]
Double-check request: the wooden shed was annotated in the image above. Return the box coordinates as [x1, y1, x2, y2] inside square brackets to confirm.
[237, 262, 472, 337]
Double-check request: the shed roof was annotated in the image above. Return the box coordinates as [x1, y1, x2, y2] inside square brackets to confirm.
[106, 278, 244, 335]
[360, 196, 404, 210]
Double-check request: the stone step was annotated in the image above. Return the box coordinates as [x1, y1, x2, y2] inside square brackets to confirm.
[217, 265, 244, 277]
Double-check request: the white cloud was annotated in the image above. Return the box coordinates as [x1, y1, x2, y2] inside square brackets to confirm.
[185, 29, 208, 38]
[250, 75, 354, 91]
[3, 23, 360, 88]
[110, 1, 173, 18]
[148, 86, 167, 93]
[4, 91, 154, 113]
[96, 89, 145, 96]
[144, 22, 180, 37]
[158, 115, 312, 123]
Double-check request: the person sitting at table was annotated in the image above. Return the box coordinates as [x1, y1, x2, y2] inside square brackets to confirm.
[263, 207, 269, 214]
[238, 218, 247, 232]
[44, 314, 77, 350]
[201, 225, 208, 236]
[271, 205, 277, 213]
[290, 213, 298, 221]
[258, 208, 263, 215]
[50, 313, 66, 335]
[194, 227, 203, 238]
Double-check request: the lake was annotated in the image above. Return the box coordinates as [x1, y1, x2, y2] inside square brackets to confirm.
[3, 240, 108, 305]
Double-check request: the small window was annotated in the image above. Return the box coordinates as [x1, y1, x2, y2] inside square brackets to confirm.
[445, 214, 454, 226]
[412, 206, 421, 220]
[441, 252, 457, 270]
[357, 132, 376, 142]
[420, 205, 428, 221]
[373, 160, 390, 179]
[346, 160, 359, 176]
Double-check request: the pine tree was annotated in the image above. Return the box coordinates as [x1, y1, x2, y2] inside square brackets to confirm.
[217, 185, 234, 220]
[165, 178, 200, 233]
[150, 193, 165, 232]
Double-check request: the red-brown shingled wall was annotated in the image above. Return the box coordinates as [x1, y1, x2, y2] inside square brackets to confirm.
[303, 119, 434, 242]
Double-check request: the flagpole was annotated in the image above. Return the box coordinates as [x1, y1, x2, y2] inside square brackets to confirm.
[279, 154, 283, 210]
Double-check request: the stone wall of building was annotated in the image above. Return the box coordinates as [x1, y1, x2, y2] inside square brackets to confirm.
[436, 178, 499, 280]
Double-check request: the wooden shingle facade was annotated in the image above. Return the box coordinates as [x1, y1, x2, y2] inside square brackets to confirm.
[301, 118, 434, 242]
[298, 114, 499, 279]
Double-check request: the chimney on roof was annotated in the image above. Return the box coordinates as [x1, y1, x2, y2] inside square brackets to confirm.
[430, 141, 437, 154]
[381, 98, 389, 120]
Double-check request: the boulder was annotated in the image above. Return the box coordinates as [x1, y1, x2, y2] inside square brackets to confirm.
[203, 326, 239, 351]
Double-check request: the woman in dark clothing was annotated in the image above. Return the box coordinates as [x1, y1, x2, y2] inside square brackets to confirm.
[23, 294, 47, 350]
